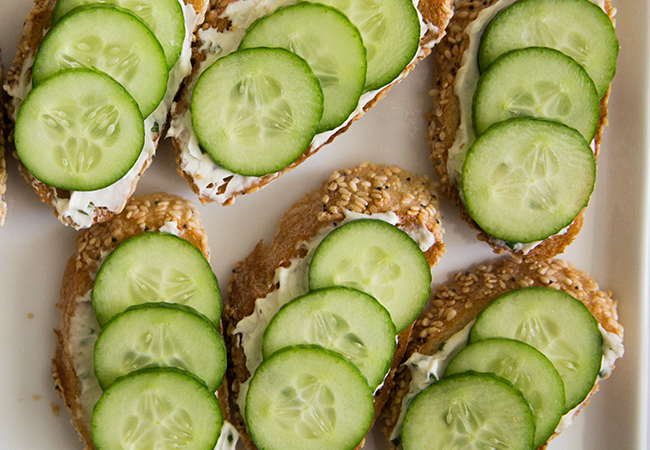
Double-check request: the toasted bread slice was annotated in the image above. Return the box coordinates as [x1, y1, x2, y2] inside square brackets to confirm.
[381, 256, 624, 449]
[3, 0, 209, 229]
[52, 192, 230, 449]
[168, 0, 455, 206]
[224, 163, 446, 448]
[428, 0, 615, 259]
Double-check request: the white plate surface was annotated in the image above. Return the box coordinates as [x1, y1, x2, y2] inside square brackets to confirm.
[0, 1, 647, 449]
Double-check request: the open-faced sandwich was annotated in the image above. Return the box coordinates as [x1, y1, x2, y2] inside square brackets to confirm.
[428, 0, 618, 258]
[168, 0, 455, 205]
[3, 0, 209, 228]
[0, 52, 6, 227]
[53, 192, 238, 449]
[224, 162, 445, 449]
[382, 257, 624, 449]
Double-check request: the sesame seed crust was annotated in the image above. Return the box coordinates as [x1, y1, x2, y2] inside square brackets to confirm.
[381, 256, 623, 449]
[171, 0, 455, 206]
[428, 0, 614, 259]
[224, 163, 445, 449]
[52, 193, 229, 450]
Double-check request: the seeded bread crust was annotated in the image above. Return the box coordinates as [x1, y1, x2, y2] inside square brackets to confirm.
[3, 0, 209, 228]
[428, 0, 614, 259]
[381, 256, 623, 449]
[170, 0, 455, 206]
[224, 163, 446, 449]
[52, 192, 230, 450]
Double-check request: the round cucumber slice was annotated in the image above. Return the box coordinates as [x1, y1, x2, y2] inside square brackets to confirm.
[473, 47, 600, 141]
[94, 303, 227, 392]
[308, 219, 432, 333]
[239, 3, 366, 133]
[32, 4, 168, 117]
[462, 117, 596, 244]
[191, 47, 324, 176]
[93, 232, 221, 327]
[445, 338, 565, 448]
[246, 345, 374, 450]
[51, 0, 186, 69]
[304, 0, 421, 91]
[263, 287, 396, 391]
[92, 368, 223, 450]
[470, 287, 603, 412]
[401, 372, 535, 450]
[478, 0, 619, 98]
[15, 68, 144, 192]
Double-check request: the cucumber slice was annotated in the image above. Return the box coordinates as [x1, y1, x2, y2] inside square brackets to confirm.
[94, 303, 227, 392]
[246, 345, 374, 450]
[191, 47, 324, 176]
[239, 3, 366, 133]
[462, 118, 596, 243]
[308, 219, 432, 333]
[263, 287, 396, 391]
[478, 0, 618, 98]
[32, 4, 168, 117]
[445, 338, 565, 448]
[401, 372, 535, 450]
[93, 233, 221, 327]
[473, 47, 600, 141]
[15, 69, 144, 192]
[470, 287, 603, 411]
[51, 0, 186, 69]
[92, 368, 223, 450]
[304, 0, 421, 91]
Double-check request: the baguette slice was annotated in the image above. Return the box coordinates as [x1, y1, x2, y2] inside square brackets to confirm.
[52, 192, 230, 449]
[224, 163, 446, 449]
[428, 0, 615, 259]
[168, 0, 455, 206]
[3, 0, 209, 229]
[382, 256, 624, 449]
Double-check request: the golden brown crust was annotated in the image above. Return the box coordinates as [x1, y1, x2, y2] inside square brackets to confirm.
[52, 192, 230, 449]
[224, 163, 446, 448]
[428, 0, 614, 259]
[3, 0, 209, 228]
[171, 0, 455, 206]
[381, 256, 623, 448]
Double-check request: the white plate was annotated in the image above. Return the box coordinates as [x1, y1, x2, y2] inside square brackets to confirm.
[0, 1, 647, 449]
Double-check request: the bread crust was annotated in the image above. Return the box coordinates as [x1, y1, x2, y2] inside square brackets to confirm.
[3, 0, 209, 228]
[224, 163, 446, 448]
[170, 0, 455, 206]
[381, 256, 623, 449]
[52, 192, 229, 450]
[428, 0, 614, 259]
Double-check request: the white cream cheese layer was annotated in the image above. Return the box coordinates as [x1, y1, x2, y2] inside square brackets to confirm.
[167, 0, 437, 204]
[232, 210, 438, 415]
[6, 1, 200, 229]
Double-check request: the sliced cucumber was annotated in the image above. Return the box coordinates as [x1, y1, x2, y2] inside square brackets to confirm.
[308, 219, 432, 333]
[92, 368, 223, 450]
[246, 345, 374, 450]
[304, 0, 421, 91]
[445, 338, 565, 448]
[15, 69, 144, 191]
[239, 3, 366, 133]
[32, 4, 168, 117]
[191, 47, 323, 176]
[401, 372, 535, 450]
[263, 287, 396, 391]
[93, 233, 221, 326]
[51, 0, 186, 69]
[94, 303, 227, 392]
[473, 47, 600, 141]
[478, 0, 618, 98]
[470, 287, 603, 411]
[462, 117, 596, 243]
